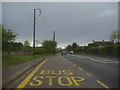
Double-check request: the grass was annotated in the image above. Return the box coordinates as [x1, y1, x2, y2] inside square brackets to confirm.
[2, 54, 54, 67]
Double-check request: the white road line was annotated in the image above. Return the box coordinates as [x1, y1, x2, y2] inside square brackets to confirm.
[69, 62, 72, 63]
[71, 63, 83, 71]
[86, 73, 92, 77]
[73, 64, 77, 67]
[63, 57, 83, 71]
[89, 58, 107, 63]
[76, 55, 118, 64]
[83, 57, 118, 64]
[78, 56, 85, 58]
[78, 67, 83, 70]
[62, 56, 83, 71]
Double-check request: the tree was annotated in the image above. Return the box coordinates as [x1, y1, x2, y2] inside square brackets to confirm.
[72, 42, 78, 51]
[0, 25, 1, 55]
[41, 40, 57, 54]
[23, 40, 32, 55]
[56, 47, 62, 53]
[2, 25, 17, 42]
[74, 46, 84, 53]
[2, 25, 18, 54]
[24, 40, 30, 47]
[109, 30, 119, 43]
[66, 44, 72, 51]
[11, 42, 23, 52]
[0, 24, 2, 40]
[36, 40, 41, 47]
[88, 43, 99, 48]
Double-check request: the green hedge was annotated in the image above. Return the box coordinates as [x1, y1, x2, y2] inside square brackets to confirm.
[35, 47, 47, 54]
[85, 44, 120, 57]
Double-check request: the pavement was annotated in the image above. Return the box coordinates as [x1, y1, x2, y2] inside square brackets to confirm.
[13, 55, 111, 89]
[2, 56, 46, 88]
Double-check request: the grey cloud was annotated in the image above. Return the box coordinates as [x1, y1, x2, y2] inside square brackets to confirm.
[2, 2, 118, 47]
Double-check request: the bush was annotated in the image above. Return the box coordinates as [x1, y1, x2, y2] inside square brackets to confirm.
[42, 40, 57, 54]
[85, 44, 120, 57]
[35, 47, 47, 55]
[115, 44, 120, 57]
[74, 46, 84, 53]
[86, 47, 99, 54]
[98, 45, 115, 56]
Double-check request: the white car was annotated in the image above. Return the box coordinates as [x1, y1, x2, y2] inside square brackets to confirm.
[69, 51, 74, 54]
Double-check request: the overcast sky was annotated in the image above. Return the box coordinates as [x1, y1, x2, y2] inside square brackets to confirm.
[2, 2, 118, 48]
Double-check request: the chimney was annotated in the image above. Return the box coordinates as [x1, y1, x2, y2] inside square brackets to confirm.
[93, 40, 94, 43]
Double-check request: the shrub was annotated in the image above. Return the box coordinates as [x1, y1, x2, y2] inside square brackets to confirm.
[35, 47, 47, 55]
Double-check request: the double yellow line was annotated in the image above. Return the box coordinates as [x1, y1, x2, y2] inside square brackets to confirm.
[16, 59, 47, 88]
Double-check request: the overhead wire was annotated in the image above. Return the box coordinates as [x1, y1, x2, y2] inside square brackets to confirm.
[35, 1, 54, 31]
[34, 1, 55, 40]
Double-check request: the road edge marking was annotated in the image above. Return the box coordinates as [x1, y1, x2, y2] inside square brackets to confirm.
[15, 59, 47, 88]
[86, 73, 92, 77]
[97, 80, 110, 90]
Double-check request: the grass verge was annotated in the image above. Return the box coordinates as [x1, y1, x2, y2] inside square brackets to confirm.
[2, 54, 54, 67]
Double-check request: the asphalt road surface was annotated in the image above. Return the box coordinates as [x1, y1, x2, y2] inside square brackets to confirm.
[63, 54, 118, 88]
[11, 55, 117, 89]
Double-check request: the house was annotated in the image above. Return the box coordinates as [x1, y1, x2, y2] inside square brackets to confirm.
[88, 40, 113, 48]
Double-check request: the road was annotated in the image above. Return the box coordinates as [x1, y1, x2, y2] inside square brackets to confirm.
[63, 54, 118, 88]
[10, 55, 118, 89]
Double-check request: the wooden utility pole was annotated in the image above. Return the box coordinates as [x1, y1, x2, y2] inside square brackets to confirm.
[33, 9, 36, 56]
[52, 30, 55, 42]
[33, 9, 41, 56]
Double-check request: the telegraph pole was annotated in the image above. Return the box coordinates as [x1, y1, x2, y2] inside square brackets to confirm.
[52, 30, 55, 42]
[33, 9, 36, 56]
[33, 9, 41, 56]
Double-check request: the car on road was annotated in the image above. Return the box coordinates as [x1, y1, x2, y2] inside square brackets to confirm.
[69, 51, 74, 54]
[61, 51, 67, 55]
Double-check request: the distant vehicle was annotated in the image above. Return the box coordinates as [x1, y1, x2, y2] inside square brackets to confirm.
[69, 51, 74, 54]
[61, 51, 67, 55]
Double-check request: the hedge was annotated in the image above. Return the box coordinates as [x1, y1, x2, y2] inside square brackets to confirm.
[85, 44, 120, 57]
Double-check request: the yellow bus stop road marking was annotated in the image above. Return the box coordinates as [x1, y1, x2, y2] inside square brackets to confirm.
[16, 59, 47, 88]
[97, 80, 110, 90]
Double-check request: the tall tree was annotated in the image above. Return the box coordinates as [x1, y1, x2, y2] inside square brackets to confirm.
[2, 25, 17, 42]
[42, 40, 57, 54]
[2, 25, 18, 53]
[72, 42, 78, 51]
[66, 44, 72, 51]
